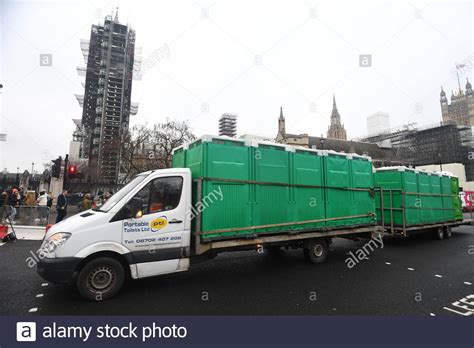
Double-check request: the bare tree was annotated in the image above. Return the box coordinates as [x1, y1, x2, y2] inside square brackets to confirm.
[119, 120, 195, 183]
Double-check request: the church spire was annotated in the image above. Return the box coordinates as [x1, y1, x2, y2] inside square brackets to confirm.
[277, 106, 286, 141]
[330, 94, 341, 125]
[327, 94, 347, 140]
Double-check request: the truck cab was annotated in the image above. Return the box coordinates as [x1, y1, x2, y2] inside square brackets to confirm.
[38, 168, 193, 300]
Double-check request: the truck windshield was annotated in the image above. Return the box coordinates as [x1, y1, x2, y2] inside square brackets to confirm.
[98, 174, 149, 212]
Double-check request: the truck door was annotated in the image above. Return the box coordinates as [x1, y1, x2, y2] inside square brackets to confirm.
[121, 175, 189, 278]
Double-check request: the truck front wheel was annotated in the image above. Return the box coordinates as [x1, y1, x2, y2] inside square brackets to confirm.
[303, 239, 329, 264]
[77, 257, 125, 301]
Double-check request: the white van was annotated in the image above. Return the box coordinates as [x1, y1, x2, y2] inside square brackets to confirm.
[38, 168, 193, 301]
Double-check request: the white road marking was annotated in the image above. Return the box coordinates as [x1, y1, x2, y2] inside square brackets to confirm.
[429, 313, 436, 316]
[407, 267, 415, 271]
[0, 243, 5, 247]
[28, 308, 38, 313]
[36, 294, 43, 298]
[464, 282, 472, 286]
[443, 295, 474, 316]
[435, 274, 443, 278]
[41, 283, 48, 287]
[385, 262, 391, 265]
[365, 257, 370, 260]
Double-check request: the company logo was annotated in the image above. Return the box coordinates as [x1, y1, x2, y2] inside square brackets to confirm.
[150, 217, 168, 232]
[17, 322, 36, 342]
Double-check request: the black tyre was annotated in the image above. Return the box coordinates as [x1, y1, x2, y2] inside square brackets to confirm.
[444, 226, 452, 238]
[77, 257, 125, 301]
[433, 227, 444, 240]
[303, 239, 329, 264]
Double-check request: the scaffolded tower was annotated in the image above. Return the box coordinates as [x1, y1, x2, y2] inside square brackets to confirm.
[219, 113, 237, 137]
[76, 10, 140, 184]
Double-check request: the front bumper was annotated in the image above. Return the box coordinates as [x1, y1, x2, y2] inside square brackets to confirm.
[37, 257, 82, 284]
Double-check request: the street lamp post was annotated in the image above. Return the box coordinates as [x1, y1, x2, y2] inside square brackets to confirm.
[320, 135, 325, 150]
[438, 153, 443, 172]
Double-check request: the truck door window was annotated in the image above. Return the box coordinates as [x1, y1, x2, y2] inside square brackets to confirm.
[133, 176, 183, 215]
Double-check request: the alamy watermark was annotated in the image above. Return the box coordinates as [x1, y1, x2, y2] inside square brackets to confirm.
[345, 234, 384, 268]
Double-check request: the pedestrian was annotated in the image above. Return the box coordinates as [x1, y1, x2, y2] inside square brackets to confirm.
[56, 190, 68, 223]
[8, 188, 20, 223]
[0, 191, 8, 223]
[23, 190, 36, 225]
[80, 193, 93, 211]
[37, 190, 49, 223]
[46, 192, 53, 209]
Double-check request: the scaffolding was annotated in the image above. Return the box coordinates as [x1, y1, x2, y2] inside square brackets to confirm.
[219, 113, 237, 137]
[76, 14, 140, 184]
[360, 123, 474, 180]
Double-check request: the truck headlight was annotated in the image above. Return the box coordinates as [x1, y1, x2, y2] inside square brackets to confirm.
[41, 233, 71, 254]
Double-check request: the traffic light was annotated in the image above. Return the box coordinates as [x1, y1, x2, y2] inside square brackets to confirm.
[68, 165, 78, 179]
[51, 157, 62, 178]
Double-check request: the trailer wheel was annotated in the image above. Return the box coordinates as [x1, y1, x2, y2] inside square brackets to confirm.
[433, 227, 444, 240]
[303, 239, 329, 264]
[77, 257, 125, 301]
[444, 226, 452, 238]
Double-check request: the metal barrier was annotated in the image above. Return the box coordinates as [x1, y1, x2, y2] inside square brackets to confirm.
[0, 205, 51, 227]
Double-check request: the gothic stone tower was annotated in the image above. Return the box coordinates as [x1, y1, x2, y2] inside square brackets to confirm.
[276, 106, 286, 142]
[327, 95, 347, 140]
[440, 79, 474, 126]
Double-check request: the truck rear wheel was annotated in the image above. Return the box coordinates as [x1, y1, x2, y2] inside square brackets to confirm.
[433, 227, 444, 240]
[303, 239, 329, 264]
[444, 226, 452, 238]
[77, 257, 125, 301]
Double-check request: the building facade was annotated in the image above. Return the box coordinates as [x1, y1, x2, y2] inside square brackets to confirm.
[326, 95, 347, 140]
[367, 111, 390, 136]
[76, 11, 138, 184]
[440, 79, 474, 126]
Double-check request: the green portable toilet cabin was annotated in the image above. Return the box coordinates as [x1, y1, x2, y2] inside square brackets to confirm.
[440, 173, 455, 222]
[375, 166, 421, 227]
[450, 175, 463, 221]
[324, 150, 375, 228]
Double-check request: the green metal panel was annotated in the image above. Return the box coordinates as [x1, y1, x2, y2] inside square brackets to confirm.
[253, 144, 292, 235]
[292, 149, 325, 231]
[451, 176, 463, 220]
[402, 170, 420, 225]
[350, 156, 376, 226]
[375, 170, 404, 226]
[418, 172, 432, 224]
[429, 174, 443, 223]
[375, 169, 422, 226]
[171, 147, 186, 168]
[440, 175, 454, 221]
[325, 152, 353, 228]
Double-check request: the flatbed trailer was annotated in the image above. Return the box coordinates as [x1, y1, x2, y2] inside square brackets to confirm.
[377, 186, 473, 238]
[191, 178, 381, 256]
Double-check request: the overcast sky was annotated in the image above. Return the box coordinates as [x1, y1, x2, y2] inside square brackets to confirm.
[0, 0, 472, 173]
